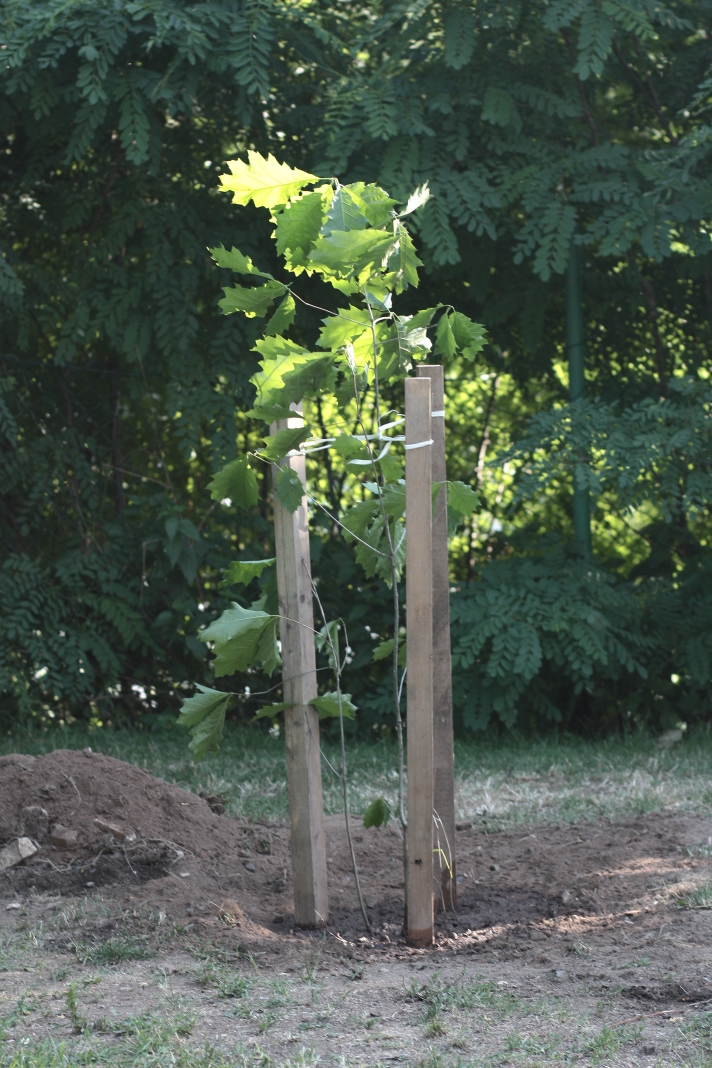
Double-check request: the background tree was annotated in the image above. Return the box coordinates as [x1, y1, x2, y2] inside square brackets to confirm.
[1, 0, 710, 735]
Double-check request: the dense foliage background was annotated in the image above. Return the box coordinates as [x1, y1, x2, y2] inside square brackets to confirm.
[1, 0, 710, 737]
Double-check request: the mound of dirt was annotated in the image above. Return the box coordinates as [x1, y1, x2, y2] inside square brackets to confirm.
[2, 747, 711, 966]
[0, 749, 270, 899]
[0, 748, 230, 857]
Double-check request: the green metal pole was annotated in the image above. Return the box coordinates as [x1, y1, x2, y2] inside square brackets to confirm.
[565, 240, 592, 557]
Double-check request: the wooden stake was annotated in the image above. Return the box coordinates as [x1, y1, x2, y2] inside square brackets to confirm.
[272, 413, 328, 928]
[404, 376, 434, 947]
[417, 364, 457, 910]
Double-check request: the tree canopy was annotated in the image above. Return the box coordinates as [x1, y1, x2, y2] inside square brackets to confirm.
[1, 0, 710, 735]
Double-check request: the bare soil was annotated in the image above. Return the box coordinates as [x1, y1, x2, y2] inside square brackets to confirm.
[3, 748, 712, 1066]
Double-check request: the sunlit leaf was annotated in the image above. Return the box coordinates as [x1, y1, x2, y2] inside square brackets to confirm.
[308, 229, 396, 277]
[218, 279, 286, 317]
[315, 619, 340, 669]
[390, 223, 422, 291]
[400, 183, 431, 217]
[322, 186, 369, 233]
[221, 151, 319, 208]
[209, 245, 273, 279]
[275, 188, 328, 264]
[278, 354, 337, 406]
[316, 306, 371, 350]
[264, 293, 296, 336]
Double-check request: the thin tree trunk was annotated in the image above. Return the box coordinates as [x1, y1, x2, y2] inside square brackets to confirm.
[108, 361, 126, 515]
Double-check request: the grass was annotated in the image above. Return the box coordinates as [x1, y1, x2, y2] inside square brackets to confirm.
[406, 972, 522, 1021]
[675, 880, 712, 909]
[4, 722, 712, 830]
[76, 936, 155, 966]
[0, 1009, 319, 1068]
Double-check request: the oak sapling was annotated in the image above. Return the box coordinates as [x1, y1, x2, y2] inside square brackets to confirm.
[176, 152, 485, 925]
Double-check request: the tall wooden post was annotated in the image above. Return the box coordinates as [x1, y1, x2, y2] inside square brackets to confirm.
[417, 364, 456, 910]
[404, 377, 434, 947]
[272, 413, 329, 928]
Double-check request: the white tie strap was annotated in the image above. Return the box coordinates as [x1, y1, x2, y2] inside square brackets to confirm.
[431, 410, 445, 418]
[404, 439, 433, 450]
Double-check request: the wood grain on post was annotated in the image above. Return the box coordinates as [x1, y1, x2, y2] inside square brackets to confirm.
[271, 413, 329, 928]
[404, 376, 434, 947]
[417, 364, 456, 910]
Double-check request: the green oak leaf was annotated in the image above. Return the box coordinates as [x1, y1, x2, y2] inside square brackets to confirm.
[209, 245, 273, 279]
[218, 279, 286, 317]
[252, 702, 292, 722]
[260, 425, 311, 461]
[276, 466, 304, 512]
[220, 558, 275, 587]
[245, 402, 294, 423]
[363, 797, 391, 829]
[251, 335, 312, 407]
[311, 691, 357, 719]
[207, 458, 259, 508]
[333, 433, 369, 462]
[322, 186, 369, 234]
[316, 306, 371, 350]
[220, 152, 319, 208]
[308, 229, 396, 277]
[200, 602, 280, 678]
[351, 182, 399, 227]
[448, 480, 480, 515]
[177, 684, 231, 762]
[450, 312, 488, 359]
[372, 638, 407, 665]
[435, 311, 458, 358]
[378, 450, 403, 482]
[275, 189, 327, 264]
[256, 618, 281, 676]
[389, 222, 422, 291]
[264, 293, 296, 336]
[277, 354, 337, 406]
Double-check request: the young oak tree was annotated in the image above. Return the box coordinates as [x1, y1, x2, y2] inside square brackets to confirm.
[176, 152, 484, 873]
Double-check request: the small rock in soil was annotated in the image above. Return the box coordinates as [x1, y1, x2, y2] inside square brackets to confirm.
[244, 861, 256, 872]
[94, 816, 135, 841]
[0, 837, 38, 872]
[51, 824, 78, 848]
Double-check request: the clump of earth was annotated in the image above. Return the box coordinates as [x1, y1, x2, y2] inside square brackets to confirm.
[1, 748, 711, 967]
